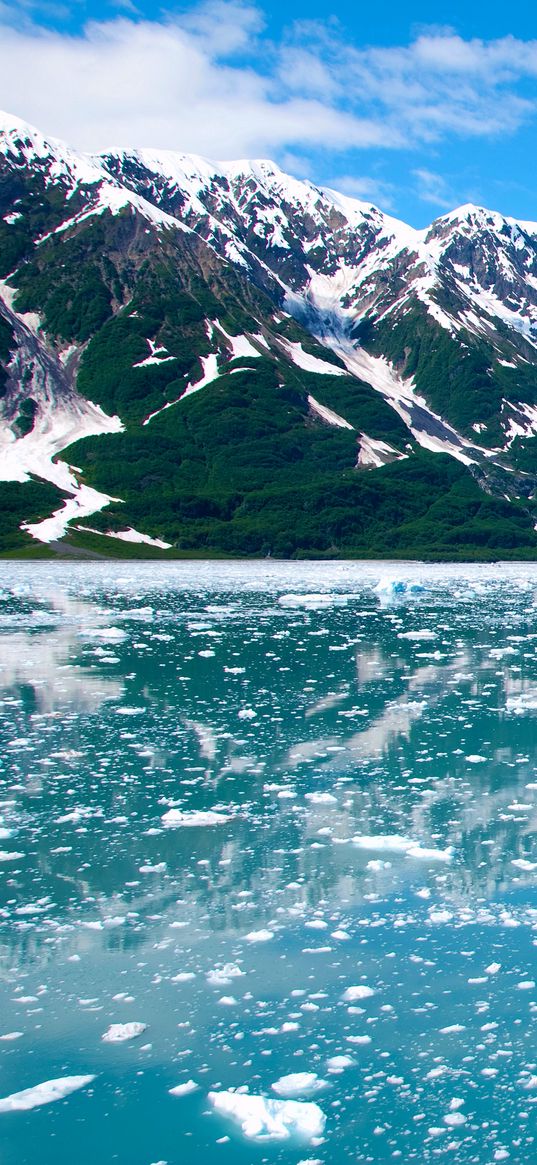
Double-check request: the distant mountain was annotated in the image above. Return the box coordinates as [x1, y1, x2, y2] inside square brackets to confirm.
[1, 111, 537, 559]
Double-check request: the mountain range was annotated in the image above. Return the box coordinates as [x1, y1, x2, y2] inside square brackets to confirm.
[2, 111, 537, 559]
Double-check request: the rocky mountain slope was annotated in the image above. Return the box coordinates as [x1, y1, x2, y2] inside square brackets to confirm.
[1, 111, 537, 558]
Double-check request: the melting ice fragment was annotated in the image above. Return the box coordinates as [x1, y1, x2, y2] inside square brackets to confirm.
[0, 1075, 95, 1112]
[271, 1073, 328, 1098]
[169, 1080, 199, 1097]
[342, 985, 375, 1002]
[374, 578, 425, 598]
[101, 1022, 147, 1043]
[352, 834, 453, 861]
[161, 809, 230, 827]
[208, 1090, 326, 1143]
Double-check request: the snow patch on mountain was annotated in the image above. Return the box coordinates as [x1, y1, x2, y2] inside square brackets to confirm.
[357, 434, 408, 468]
[77, 525, 172, 549]
[282, 340, 347, 376]
[503, 400, 537, 445]
[307, 396, 353, 430]
[317, 337, 481, 467]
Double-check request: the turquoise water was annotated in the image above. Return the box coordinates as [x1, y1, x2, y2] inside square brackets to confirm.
[2, 561, 537, 1163]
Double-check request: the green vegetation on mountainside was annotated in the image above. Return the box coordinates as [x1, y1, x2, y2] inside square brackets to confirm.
[65, 359, 537, 558]
[0, 479, 65, 553]
[361, 302, 537, 453]
[0, 311, 14, 397]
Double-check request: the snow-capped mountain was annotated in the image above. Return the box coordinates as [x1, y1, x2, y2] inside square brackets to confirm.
[1, 111, 537, 558]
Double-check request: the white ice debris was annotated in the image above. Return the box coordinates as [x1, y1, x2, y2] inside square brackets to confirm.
[342, 985, 376, 1002]
[208, 1090, 326, 1143]
[352, 834, 415, 852]
[352, 834, 453, 861]
[326, 1055, 355, 1073]
[207, 963, 245, 987]
[169, 1080, 199, 1097]
[374, 578, 425, 597]
[101, 1022, 147, 1043]
[0, 1075, 95, 1112]
[161, 808, 230, 827]
[271, 1074, 327, 1098]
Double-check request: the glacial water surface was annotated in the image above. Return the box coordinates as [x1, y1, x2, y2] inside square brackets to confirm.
[2, 561, 537, 1164]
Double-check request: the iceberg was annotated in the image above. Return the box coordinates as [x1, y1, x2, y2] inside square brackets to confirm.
[271, 1073, 327, 1098]
[0, 1075, 95, 1113]
[208, 1089, 326, 1143]
[161, 808, 230, 827]
[101, 1022, 147, 1043]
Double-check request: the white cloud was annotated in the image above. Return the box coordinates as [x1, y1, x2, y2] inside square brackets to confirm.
[0, 10, 401, 155]
[412, 168, 455, 209]
[328, 174, 396, 210]
[0, 3, 536, 162]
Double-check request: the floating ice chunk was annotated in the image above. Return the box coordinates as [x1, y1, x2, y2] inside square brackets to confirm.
[506, 690, 537, 714]
[83, 627, 127, 641]
[428, 909, 453, 923]
[485, 963, 501, 975]
[101, 1022, 147, 1043]
[305, 793, 337, 805]
[161, 809, 230, 827]
[352, 834, 414, 853]
[207, 963, 244, 986]
[352, 834, 453, 861]
[444, 1111, 467, 1127]
[465, 754, 487, 764]
[406, 845, 454, 862]
[245, 929, 274, 942]
[271, 1074, 327, 1098]
[326, 1055, 355, 1073]
[0, 851, 24, 861]
[278, 593, 347, 609]
[517, 980, 535, 990]
[397, 630, 436, 640]
[342, 985, 375, 1002]
[169, 1080, 199, 1097]
[208, 1090, 326, 1143]
[0, 1075, 95, 1112]
[374, 579, 425, 598]
[139, 862, 167, 874]
[238, 708, 257, 720]
[0, 1032, 23, 1041]
[512, 859, 537, 871]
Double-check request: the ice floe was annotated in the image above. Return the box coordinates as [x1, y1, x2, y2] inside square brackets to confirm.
[101, 1022, 147, 1043]
[208, 1090, 326, 1143]
[0, 1075, 95, 1112]
[271, 1074, 327, 1098]
[161, 809, 230, 827]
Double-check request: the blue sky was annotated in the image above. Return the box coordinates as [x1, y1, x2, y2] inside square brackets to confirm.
[2, 0, 537, 225]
